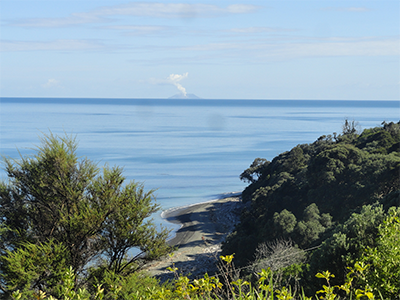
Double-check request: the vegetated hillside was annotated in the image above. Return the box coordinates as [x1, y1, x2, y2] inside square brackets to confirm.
[222, 121, 400, 268]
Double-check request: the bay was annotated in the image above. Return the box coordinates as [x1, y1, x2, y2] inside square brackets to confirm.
[1, 98, 399, 233]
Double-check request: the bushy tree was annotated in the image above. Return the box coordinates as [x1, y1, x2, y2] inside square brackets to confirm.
[272, 204, 332, 247]
[306, 204, 388, 290]
[273, 209, 297, 235]
[294, 203, 332, 247]
[0, 133, 171, 295]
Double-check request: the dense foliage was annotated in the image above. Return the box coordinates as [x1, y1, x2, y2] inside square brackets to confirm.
[0, 134, 171, 297]
[222, 121, 400, 294]
[5, 250, 397, 299]
[1, 121, 399, 299]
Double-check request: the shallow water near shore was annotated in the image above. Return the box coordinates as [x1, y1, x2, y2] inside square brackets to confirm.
[1, 98, 399, 235]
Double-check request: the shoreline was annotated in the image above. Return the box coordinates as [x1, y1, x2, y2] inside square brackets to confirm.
[143, 192, 244, 279]
[161, 191, 242, 247]
[160, 191, 242, 242]
[160, 191, 242, 220]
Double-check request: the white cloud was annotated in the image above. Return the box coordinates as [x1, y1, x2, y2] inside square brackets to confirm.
[226, 4, 259, 14]
[321, 7, 370, 12]
[0, 39, 105, 52]
[42, 79, 61, 89]
[167, 73, 188, 82]
[127, 36, 400, 67]
[179, 37, 400, 61]
[229, 27, 292, 34]
[104, 25, 169, 36]
[96, 3, 260, 18]
[263, 38, 400, 58]
[181, 43, 238, 52]
[8, 3, 261, 28]
[8, 12, 104, 28]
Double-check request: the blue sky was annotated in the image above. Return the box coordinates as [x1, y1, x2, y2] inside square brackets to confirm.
[1, 0, 399, 100]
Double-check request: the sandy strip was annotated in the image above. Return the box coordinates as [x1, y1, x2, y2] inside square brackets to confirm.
[143, 193, 243, 279]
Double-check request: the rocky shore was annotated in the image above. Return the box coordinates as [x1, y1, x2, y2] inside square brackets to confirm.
[142, 194, 244, 281]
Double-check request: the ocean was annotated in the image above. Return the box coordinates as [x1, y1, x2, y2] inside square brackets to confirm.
[1, 98, 399, 233]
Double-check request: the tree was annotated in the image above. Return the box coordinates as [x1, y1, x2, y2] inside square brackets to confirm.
[240, 158, 269, 183]
[360, 207, 400, 298]
[273, 209, 297, 235]
[292, 203, 332, 247]
[224, 122, 400, 268]
[0, 133, 171, 294]
[251, 239, 306, 292]
[97, 169, 171, 274]
[306, 204, 388, 291]
[342, 119, 360, 135]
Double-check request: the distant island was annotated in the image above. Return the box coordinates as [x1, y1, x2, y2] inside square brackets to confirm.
[168, 93, 201, 99]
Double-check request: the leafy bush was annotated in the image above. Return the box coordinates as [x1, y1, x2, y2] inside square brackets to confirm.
[0, 133, 171, 296]
[359, 207, 400, 298]
[8, 255, 391, 300]
[306, 204, 390, 292]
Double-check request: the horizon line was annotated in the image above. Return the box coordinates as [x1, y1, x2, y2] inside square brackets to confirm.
[1, 96, 399, 101]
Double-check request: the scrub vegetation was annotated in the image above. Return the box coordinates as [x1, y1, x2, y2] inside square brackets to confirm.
[0, 134, 172, 298]
[1, 120, 399, 299]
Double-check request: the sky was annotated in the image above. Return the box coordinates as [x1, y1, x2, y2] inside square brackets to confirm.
[0, 0, 399, 100]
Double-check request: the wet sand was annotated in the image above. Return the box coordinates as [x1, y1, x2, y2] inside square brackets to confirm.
[143, 193, 243, 280]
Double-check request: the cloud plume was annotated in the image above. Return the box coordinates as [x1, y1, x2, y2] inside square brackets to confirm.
[167, 72, 188, 96]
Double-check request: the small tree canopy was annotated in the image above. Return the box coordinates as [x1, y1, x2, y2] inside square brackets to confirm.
[240, 158, 269, 183]
[0, 133, 171, 294]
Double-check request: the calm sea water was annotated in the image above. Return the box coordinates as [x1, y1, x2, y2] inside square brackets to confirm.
[1, 98, 399, 233]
